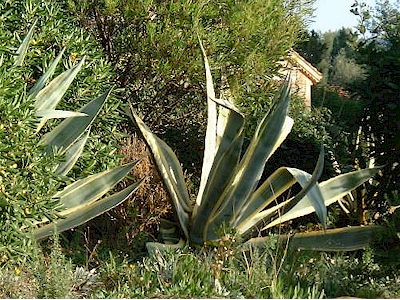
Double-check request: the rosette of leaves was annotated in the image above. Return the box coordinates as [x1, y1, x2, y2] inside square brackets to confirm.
[130, 41, 382, 252]
[0, 21, 143, 254]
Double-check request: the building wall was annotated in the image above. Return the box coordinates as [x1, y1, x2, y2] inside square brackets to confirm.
[288, 67, 313, 108]
[278, 55, 321, 108]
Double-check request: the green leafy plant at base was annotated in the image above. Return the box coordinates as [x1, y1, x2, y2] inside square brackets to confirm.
[2, 238, 399, 298]
[0, 238, 325, 298]
[92, 243, 325, 299]
[0, 21, 143, 258]
[130, 42, 382, 252]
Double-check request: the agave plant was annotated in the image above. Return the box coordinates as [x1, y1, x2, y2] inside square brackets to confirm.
[13, 22, 143, 240]
[130, 41, 382, 252]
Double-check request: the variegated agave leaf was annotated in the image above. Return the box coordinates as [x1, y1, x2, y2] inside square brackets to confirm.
[40, 88, 111, 156]
[35, 109, 88, 120]
[14, 20, 37, 66]
[29, 48, 65, 98]
[34, 179, 144, 240]
[34, 58, 85, 132]
[263, 167, 381, 230]
[235, 148, 326, 237]
[204, 80, 294, 241]
[129, 109, 192, 240]
[32, 161, 142, 233]
[55, 129, 90, 176]
[195, 39, 246, 209]
[190, 39, 245, 243]
[55, 161, 139, 216]
[196, 38, 218, 208]
[245, 225, 384, 252]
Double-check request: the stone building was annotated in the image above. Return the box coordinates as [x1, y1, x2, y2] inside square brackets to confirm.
[281, 51, 323, 108]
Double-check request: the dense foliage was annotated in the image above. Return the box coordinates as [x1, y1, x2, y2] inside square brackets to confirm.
[0, 54, 61, 258]
[0, 0, 126, 259]
[67, 0, 323, 176]
[351, 0, 400, 225]
[297, 28, 365, 88]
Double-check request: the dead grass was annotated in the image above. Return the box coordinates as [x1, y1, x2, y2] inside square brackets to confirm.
[112, 134, 173, 242]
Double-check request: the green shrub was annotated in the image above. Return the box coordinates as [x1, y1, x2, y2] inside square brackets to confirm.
[67, 0, 314, 175]
[0, 41, 61, 259]
[0, 0, 135, 259]
[1, 0, 125, 174]
[0, 235, 100, 298]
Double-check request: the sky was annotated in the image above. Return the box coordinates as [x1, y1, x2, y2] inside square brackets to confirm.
[310, 0, 375, 32]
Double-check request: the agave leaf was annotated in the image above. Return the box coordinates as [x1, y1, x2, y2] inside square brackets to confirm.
[14, 19, 37, 66]
[34, 58, 85, 132]
[288, 225, 383, 251]
[55, 161, 138, 215]
[236, 148, 325, 236]
[33, 180, 143, 240]
[129, 109, 191, 239]
[263, 168, 380, 230]
[211, 94, 242, 113]
[55, 129, 90, 176]
[146, 239, 186, 256]
[286, 148, 326, 227]
[40, 88, 111, 155]
[191, 83, 245, 242]
[237, 200, 288, 236]
[206, 84, 293, 239]
[234, 168, 297, 231]
[195, 42, 244, 208]
[196, 39, 218, 207]
[213, 105, 244, 158]
[160, 219, 181, 244]
[191, 130, 244, 244]
[318, 167, 380, 202]
[29, 48, 65, 98]
[245, 226, 383, 252]
[194, 91, 244, 213]
[35, 109, 88, 119]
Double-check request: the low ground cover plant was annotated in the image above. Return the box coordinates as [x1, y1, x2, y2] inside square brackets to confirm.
[1, 236, 399, 298]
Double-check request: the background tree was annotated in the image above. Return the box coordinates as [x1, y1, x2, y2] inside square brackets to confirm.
[296, 30, 326, 66]
[351, 0, 400, 222]
[300, 0, 399, 226]
[296, 28, 366, 175]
